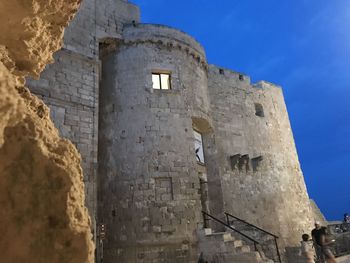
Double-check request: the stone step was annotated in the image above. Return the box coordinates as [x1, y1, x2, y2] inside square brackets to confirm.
[226, 251, 260, 262]
[208, 232, 235, 242]
[197, 228, 274, 263]
[235, 244, 251, 253]
[227, 251, 270, 263]
[198, 228, 236, 242]
[203, 228, 212, 235]
[201, 251, 272, 263]
[232, 239, 243, 248]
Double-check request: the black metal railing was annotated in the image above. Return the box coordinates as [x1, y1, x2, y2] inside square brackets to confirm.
[202, 211, 260, 252]
[328, 223, 350, 257]
[328, 222, 350, 234]
[225, 212, 282, 263]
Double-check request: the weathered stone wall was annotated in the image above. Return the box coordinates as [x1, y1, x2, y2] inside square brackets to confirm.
[207, 65, 314, 251]
[310, 199, 328, 225]
[26, 0, 140, 230]
[16, 1, 320, 262]
[0, 0, 80, 78]
[98, 24, 209, 262]
[0, 0, 94, 262]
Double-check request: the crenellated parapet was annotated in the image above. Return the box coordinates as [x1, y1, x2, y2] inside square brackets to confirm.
[123, 23, 208, 70]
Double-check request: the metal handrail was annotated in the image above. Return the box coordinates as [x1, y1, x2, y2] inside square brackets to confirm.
[225, 212, 281, 263]
[326, 223, 350, 257]
[202, 211, 260, 251]
[328, 222, 350, 234]
[225, 212, 279, 238]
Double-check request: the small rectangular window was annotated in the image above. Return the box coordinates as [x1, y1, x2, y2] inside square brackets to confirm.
[152, 74, 161, 89]
[160, 74, 170, 89]
[255, 103, 264, 117]
[152, 73, 171, 90]
[194, 130, 205, 164]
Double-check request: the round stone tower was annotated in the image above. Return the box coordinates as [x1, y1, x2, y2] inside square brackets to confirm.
[98, 24, 211, 262]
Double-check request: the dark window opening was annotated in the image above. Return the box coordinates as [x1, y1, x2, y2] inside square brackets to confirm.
[255, 103, 264, 117]
[219, 68, 224, 75]
[194, 130, 205, 164]
[239, 74, 244, 81]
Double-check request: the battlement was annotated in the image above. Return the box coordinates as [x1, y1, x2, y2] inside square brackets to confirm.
[208, 64, 250, 84]
[253, 80, 282, 90]
[208, 64, 284, 95]
[123, 23, 205, 59]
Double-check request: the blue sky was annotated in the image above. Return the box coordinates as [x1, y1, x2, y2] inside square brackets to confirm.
[132, 0, 350, 221]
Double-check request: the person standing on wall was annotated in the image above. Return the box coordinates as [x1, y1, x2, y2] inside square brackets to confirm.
[341, 213, 350, 232]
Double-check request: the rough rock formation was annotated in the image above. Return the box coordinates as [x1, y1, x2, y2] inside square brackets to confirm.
[0, 0, 94, 262]
[0, 0, 81, 78]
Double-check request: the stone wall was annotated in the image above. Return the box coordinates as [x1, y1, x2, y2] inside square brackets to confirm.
[207, 65, 314, 251]
[18, 1, 321, 262]
[26, 0, 140, 232]
[310, 199, 328, 225]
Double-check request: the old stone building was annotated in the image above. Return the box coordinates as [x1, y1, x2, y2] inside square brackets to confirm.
[27, 0, 318, 262]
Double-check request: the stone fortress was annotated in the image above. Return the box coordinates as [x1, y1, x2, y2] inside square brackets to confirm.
[26, 0, 325, 262]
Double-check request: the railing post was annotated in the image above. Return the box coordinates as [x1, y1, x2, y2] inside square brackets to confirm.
[274, 237, 282, 263]
[202, 211, 207, 228]
[226, 213, 230, 226]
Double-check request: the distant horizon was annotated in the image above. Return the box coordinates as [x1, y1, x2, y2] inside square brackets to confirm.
[132, 0, 350, 221]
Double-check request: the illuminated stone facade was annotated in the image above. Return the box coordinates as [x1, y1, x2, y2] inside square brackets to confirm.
[27, 1, 317, 262]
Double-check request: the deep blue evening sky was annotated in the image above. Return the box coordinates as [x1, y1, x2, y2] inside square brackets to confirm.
[132, 0, 350, 221]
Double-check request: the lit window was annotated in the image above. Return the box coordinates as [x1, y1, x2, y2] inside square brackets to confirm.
[152, 74, 160, 89]
[152, 73, 171, 90]
[193, 130, 205, 164]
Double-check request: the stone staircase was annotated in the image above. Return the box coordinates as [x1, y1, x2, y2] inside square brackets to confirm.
[226, 213, 281, 263]
[197, 228, 274, 263]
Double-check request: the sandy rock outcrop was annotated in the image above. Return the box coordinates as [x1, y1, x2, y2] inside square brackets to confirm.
[0, 0, 94, 262]
[0, 0, 81, 78]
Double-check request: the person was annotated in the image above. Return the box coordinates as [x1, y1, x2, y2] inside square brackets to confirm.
[319, 226, 336, 263]
[300, 233, 315, 263]
[311, 221, 324, 263]
[340, 213, 350, 232]
[343, 213, 350, 223]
